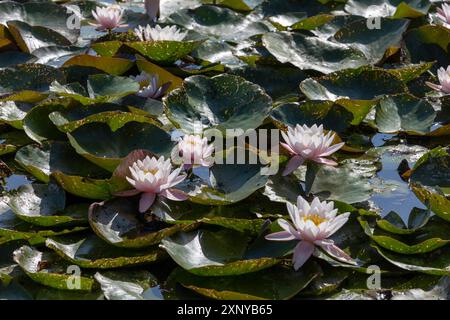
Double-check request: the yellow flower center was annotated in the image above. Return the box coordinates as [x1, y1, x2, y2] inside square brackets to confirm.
[144, 168, 159, 175]
[303, 214, 328, 226]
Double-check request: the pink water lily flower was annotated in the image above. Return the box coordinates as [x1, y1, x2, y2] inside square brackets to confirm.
[91, 5, 127, 31]
[134, 24, 187, 42]
[118, 156, 188, 213]
[130, 72, 171, 99]
[177, 134, 214, 169]
[426, 66, 450, 94]
[265, 196, 354, 270]
[437, 3, 450, 27]
[281, 124, 344, 176]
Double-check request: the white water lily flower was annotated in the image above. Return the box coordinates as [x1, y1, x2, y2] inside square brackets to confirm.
[130, 72, 170, 99]
[91, 5, 126, 31]
[118, 156, 187, 213]
[265, 196, 354, 270]
[134, 24, 187, 42]
[177, 134, 214, 169]
[437, 3, 450, 27]
[426, 66, 450, 94]
[281, 124, 344, 176]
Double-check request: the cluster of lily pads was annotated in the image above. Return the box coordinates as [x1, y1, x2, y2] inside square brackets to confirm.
[0, 0, 449, 300]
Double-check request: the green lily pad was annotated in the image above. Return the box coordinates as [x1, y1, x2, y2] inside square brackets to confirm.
[0, 201, 86, 245]
[0, 101, 33, 129]
[91, 41, 124, 57]
[404, 25, 450, 70]
[300, 67, 407, 124]
[334, 18, 409, 63]
[63, 55, 134, 76]
[374, 245, 450, 276]
[13, 245, 95, 291]
[377, 209, 432, 235]
[46, 234, 166, 269]
[88, 197, 193, 248]
[262, 31, 368, 74]
[0, 64, 64, 95]
[0, 130, 32, 156]
[410, 147, 450, 189]
[49, 103, 160, 133]
[164, 74, 272, 133]
[345, 0, 431, 18]
[94, 271, 159, 300]
[167, 5, 270, 42]
[161, 229, 280, 276]
[385, 62, 434, 83]
[375, 94, 436, 134]
[271, 101, 354, 133]
[412, 185, 450, 222]
[7, 182, 89, 227]
[67, 121, 173, 172]
[15, 141, 109, 183]
[170, 262, 321, 300]
[7, 21, 71, 53]
[360, 217, 450, 255]
[126, 40, 203, 65]
[50, 74, 140, 105]
[179, 162, 269, 205]
[0, 1, 79, 43]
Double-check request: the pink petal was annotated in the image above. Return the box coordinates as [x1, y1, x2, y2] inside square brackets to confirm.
[265, 231, 296, 241]
[292, 241, 315, 270]
[319, 142, 344, 157]
[280, 142, 296, 155]
[316, 239, 356, 265]
[282, 156, 305, 176]
[426, 81, 442, 92]
[114, 189, 141, 197]
[160, 188, 188, 201]
[139, 192, 156, 213]
[313, 157, 338, 166]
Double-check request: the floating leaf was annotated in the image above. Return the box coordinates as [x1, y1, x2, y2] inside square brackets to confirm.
[63, 55, 134, 76]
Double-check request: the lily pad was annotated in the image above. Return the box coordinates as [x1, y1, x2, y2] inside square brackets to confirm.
[375, 94, 436, 134]
[161, 229, 280, 276]
[13, 245, 95, 291]
[345, 0, 431, 18]
[262, 31, 368, 74]
[412, 185, 450, 222]
[377, 209, 432, 235]
[63, 55, 134, 76]
[15, 141, 109, 183]
[410, 147, 450, 189]
[170, 262, 321, 300]
[46, 234, 166, 269]
[88, 197, 193, 248]
[164, 74, 272, 133]
[67, 121, 173, 172]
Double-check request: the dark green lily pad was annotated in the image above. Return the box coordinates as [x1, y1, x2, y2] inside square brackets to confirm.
[412, 185, 450, 222]
[167, 5, 270, 42]
[161, 229, 280, 276]
[170, 262, 321, 300]
[0, 64, 64, 95]
[404, 25, 450, 70]
[271, 101, 354, 133]
[0, 201, 86, 245]
[164, 74, 272, 133]
[410, 147, 450, 189]
[67, 121, 173, 172]
[377, 209, 432, 235]
[15, 141, 109, 183]
[46, 234, 166, 269]
[375, 94, 436, 134]
[88, 197, 193, 248]
[126, 40, 203, 65]
[262, 31, 368, 74]
[0, 130, 32, 156]
[50, 74, 140, 105]
[178, 162, 269, 205]
[13, 245, 95, 291]
[345, 0, 431, 18]
[0, 101, 33, 129]
[334, 18, 409, 63]
[63, 55, 134, 76]
[7, 182, 89, 227]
